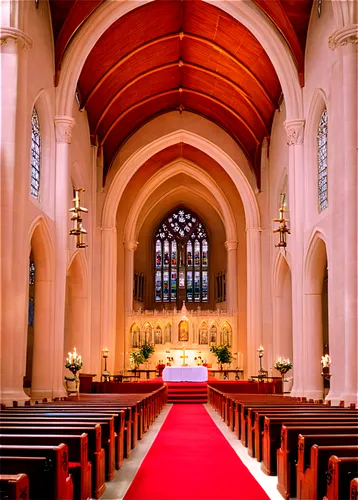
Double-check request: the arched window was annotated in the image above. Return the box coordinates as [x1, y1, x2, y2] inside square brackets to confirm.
[155, 208, 209, 304]
[317, 108, 328, 212]
[30, 108, 41, 199]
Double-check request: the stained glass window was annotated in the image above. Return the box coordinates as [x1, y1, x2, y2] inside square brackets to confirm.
[154, 208, 209, 304]
[317, 108, 328, 212]
[30, 108, 41, 199]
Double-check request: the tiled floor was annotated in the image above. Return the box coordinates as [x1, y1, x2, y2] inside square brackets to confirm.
[102, 404, 282, 500]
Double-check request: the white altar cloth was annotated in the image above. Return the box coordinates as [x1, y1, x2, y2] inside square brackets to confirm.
[162, 366, 208, 382]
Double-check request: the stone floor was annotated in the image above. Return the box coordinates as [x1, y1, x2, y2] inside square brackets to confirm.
[102, 404, 282, 500]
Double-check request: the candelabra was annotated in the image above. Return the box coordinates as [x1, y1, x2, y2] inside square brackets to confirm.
[257, 345, 267, 381]
[102, 348, 110, 382]
[321, 354, 332, 380]
[69, 188, 88, 248]
[273, 193, 291, 248]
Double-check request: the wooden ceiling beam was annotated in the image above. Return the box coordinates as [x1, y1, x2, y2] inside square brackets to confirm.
[83, 32, 275, 110]
[93, 60, 269, 137]
[101, 87, 261, 147]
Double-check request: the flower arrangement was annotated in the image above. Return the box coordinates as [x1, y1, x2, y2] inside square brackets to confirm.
[139, 341, 155, 361]
[65, 347, 83, 376]
[321, 354, 331, 368]
[130, 350, 144, 368]
[274, 357, 293, 374]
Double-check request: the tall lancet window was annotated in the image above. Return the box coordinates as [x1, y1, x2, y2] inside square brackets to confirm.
[30, 108, 41, 199]
[317, 108, 328, 212]
[155, 208, 209, 304]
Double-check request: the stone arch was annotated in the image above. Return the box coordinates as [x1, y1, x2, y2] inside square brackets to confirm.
[272, 252, 293, 378]
[303, 230, 329, 399]
[64, 250, 89, 370]
[305, 89, 329, 218]
[209, 322, 218, 345]
[142, 321, 153, 345]
[27, 216, 55, 400]
[123, 159, 237, 243]
[154, 321, 164, 345]
[30, 89, 56, 216]
[221, 321, 232, 346]
[56, 0, 302, 121]
[130, 322, 140, 348]
[199, 321, 209, 345]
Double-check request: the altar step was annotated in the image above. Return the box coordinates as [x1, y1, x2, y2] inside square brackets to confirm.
[166, 382, 208, 404]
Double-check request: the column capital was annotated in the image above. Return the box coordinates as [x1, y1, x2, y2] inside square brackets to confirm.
[328, 25, 358, 50]
[224, 240, 238, 251]
[54, 116, 76, 144]
[0, 27, 32, 50]
[284, 119, 305, 146]
[124, 240, 138, 252]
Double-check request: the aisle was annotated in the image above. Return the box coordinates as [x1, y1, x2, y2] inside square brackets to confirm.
[123, 404, 270, 500]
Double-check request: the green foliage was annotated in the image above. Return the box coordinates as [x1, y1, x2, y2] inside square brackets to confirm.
[130, 351, 145, 367]
[274, 357, 293, 374]
[65, 359, 82, 375]
[210, 343, 233, 365]
[139, 341, 155, 361]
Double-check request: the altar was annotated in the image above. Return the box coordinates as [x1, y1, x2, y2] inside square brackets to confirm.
[163, 366, 208, 382]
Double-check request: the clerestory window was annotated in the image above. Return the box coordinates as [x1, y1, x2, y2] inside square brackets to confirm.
[317, 108, 328, 212]
[154, 208, 209, 304]
[30, 108, 41, 199]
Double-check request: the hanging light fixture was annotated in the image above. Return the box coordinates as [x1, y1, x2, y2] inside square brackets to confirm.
[69, 188, 88, 248]
[273, 193, 290, 248]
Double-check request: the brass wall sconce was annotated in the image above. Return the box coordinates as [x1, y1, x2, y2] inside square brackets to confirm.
[273, 193, 290, 248]
[69, 188, 88, 248]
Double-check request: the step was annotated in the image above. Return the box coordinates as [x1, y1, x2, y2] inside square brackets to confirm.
[169, 399, 208, 404]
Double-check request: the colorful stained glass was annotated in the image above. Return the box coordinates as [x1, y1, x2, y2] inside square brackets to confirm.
[156, 240, 162, 267]
[194, 271, 200, 301]
[202, 240, 208, 267]
[155, 271, 162, 301]
[187, 241, 193, 266]
[317, 108, 328, 212]
[202, 271, 208, 301]
[29, 260, 35, 285]
[163, 271, 169, 301]
[171, 240, 177, 265]
[164, 240, 169, 267]
[171, 270, 177, 299]
[194, 240, 200, 266]
[187, 271, 193, 301]
[179, 271, 185, 287]
[30, 108, 41, 199]
[28, 297, 34, 326]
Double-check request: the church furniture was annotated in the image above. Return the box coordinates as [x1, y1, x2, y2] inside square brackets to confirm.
[209, 369, 244, 380]
[261, 415, 358, 476]
[323, 457, 358, 500]
[163, 366, 208, 382]
[350, 478, 358, 500]
[0, 424, 105, 499]
[277, 425, 358, 499]
[127, 369, 158, 380]
[0, 445, 74, 500]
[0, 474, 29, 500]
[0, 433, 92, 500]
[297, 444, 358, 500]
[79, 373, 97, 393]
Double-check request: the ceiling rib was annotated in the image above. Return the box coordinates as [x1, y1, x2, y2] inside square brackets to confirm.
[101, 87, 261, 146]
[93, 60, 269, 136]
[83, 32, 275, 110]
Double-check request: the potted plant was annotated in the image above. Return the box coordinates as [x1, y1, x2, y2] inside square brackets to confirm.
[64, 347, 83, 395]
[273, 357, 293, 392]
[210, 343, 233, 370]
[139, 341, 155, 369]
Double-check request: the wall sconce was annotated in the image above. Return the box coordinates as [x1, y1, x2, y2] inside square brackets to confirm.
[69, 188, 88, 248]
[102, 348, 110, 381]
[273, 193, 290, 248]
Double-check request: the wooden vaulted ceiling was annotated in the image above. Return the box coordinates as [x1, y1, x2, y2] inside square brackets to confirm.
[49, 0, 313, 186]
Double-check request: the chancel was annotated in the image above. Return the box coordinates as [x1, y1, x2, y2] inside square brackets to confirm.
[1, 1, 357, 499]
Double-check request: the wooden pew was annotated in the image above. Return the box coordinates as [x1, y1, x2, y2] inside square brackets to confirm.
[350, 477, 358, 500]
[0, 474, 29, 500]
[323, 455, 358, 500]
[277, 426, 358, 499]
[0, 434, 91, 500]
[297, 444, 358, 500]
[0, 425, 105, 499]
[262, 416, 358, 476]
[0, 416, 115, 482]
[0, 444, 74, 500]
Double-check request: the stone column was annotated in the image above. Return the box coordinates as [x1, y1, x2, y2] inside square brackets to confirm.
[246, 227, 263, 377]
[329, 26, 358, 405]
[224, 240, 238, 312]
[100, 226, 117, 374]
[284, 119, 305, 397]
[52, 116, 75, 399]
[304, 293, 324, 400]
[0, 28, 32, 405]
[124, 241, 138, 313]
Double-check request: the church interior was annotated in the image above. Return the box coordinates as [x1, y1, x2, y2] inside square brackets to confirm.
[0, 0, 357, 499]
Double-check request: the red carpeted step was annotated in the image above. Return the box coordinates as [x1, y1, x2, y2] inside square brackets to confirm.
[166, 381, 208, 403]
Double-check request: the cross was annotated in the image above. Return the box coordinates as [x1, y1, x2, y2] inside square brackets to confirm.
[180, 345, 188, 366]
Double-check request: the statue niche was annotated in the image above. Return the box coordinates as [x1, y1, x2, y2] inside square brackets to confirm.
[178, 320, 189, 342]
[199, 322, 208, 345]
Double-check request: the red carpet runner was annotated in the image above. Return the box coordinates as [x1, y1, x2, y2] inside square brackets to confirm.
[123, 404, 270, 500]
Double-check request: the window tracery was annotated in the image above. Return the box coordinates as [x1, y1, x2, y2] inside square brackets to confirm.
[30, 108, 41, 199]
[317, 108, 328, 212]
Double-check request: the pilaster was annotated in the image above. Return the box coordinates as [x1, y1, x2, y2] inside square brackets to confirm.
[224, 240, 238, 313]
